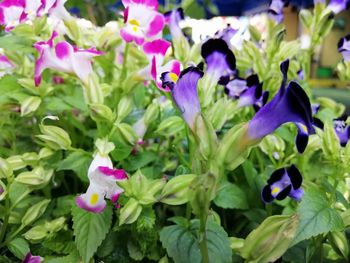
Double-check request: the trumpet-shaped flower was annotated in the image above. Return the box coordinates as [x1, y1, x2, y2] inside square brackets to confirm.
[214, 24, 238, 49]
[247, 60, 315, 153]
[139, 39, 181, 91]
[268, 0, 288, 23]
[0, 0, 26, 31]
[76, 152, 128, 213]
[0, 55, 15, 78]
[34, 31, 103, 86]
[164, 8, 184, 42]
[333, 116, 350, 147]
[161, 66, 204, 131]
[23, 252, 41, 263]
[120, 0, 165, 45]
[201, 38, 236, 84]
[262, 165, 304, 203]
[224, 74, 269, 112]
[338, 35, 350, 62]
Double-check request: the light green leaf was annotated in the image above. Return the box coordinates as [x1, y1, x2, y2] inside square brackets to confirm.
[160, 219, 232, 263]
[72, 205, 112, 263]
[7, 238, 29, 260]
[292, 188, 344, 245]
[214, 182, 249, 210]
[57, 152, 92, 182]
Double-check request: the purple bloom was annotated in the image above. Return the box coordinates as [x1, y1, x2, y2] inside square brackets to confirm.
[224, 74, 269, 112]
[247, 60, 315, 153]
[164, 8, 184, 41]
[201, 38, 236, 84]
[262, 165, 304, 203]
[333, 116, 350, 147]
[161, 66, 204, 131]
[214, 24, 238, 49]
[268, 0, 289, 23]
[338, 35, 350, 62]
[328, 0, 350, 14]
[23, 253, 41, 263]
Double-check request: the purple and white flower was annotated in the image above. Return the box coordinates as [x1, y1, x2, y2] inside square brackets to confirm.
[0, 55, 15, 78]
[201, 38, 236, 85]
[268, 0, 289, 23]
[139, 39, 181, 91]
[76, 152, 128, 213]
[120, 0, 165, 45]
[262, 164, 304, 203]
[161, 66, 204, 131]
[224, 74, 269, 112]
[333, 115, 350, 147]
[34, 31, 103, 86]
[338, 35, 350, 62]
[247, 60, 315, 153]
[23, 252, 41, 263]
[164, 8, 184, 42]
[0, 0, 26, 31]
[214, 24, 238, 49]
[327, 0, 350, 14]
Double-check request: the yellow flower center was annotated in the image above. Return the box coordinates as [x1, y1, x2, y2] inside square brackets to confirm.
[271, 187, 280, 195]
[129, 19, 140, 26]
[90, 193, 99, 205]
[169, 73, 179, 83]
[300, 124, 308, 133]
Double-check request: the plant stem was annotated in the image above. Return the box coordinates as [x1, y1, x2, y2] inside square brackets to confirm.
[0, 197, 10, 246]
[199, 214, 209, 263]
[120, 43, 130, 83]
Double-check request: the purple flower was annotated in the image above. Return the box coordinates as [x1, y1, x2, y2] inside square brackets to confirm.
[333, 115, 350, 147]
[120, 0, 165, 45]
[201, 38, 236, 84]
[23, 252, 41, 263]
[268, 0, 289, 23]
[214, 24, 238, 49]
[328, 0, 350, 14]
[164, 8, 184, 41]
[76, 153, 128, 213]
[247, 60, 315, 153]
[262, 165, 304, 203]
[224, 74, 269, 112]
[338, 35, 350, 62]
[161, 66, 204, 131]
[0, 55, 15, 78]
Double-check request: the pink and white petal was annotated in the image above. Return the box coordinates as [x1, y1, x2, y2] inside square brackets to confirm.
[87, 153, 113, 178]
[76, 188, 106, 213]
[151, 56, 157, 80]
[132, 118, 147, 140]
[120, 28, 144, 45]
[143, 39, 170, 56]
[122, 0, 158, 10]
[146, 13, 165, 38]
[71, 53, 94, 84]
[155, 60, 181, 91]
[98, 166, 128, 180]
[48, 0, 71, 20]
[55, 41, 74, 59]
[107, 185, 124, 203]
[24, 0, 42, 17]
[123, 6, 129, 23]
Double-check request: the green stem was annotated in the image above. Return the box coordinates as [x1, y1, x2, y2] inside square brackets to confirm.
[120, 43, 130, 83]
[199, 214, 209, 263]
[0, 197, 10, 246]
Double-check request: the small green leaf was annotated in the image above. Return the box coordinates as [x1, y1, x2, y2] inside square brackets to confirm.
[7, 238, 30, 260]
[119, 198, 142, 225]
[57, 152, 92, 182]
[292, 188, 344, 245]
[72, 205, 112, 263]
[214, 182, 249, 210]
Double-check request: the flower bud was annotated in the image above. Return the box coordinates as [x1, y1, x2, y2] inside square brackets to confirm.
[95, 138, 115, 155]
[38, 123, 72, 150]
[116, 123, 138, 145]
[117, 96, 134, 123]
[63, 19, 81, 43]
[207, 98, 229, 130]
[144, 103, 160, 126]
[119, 198, 142, 226]
[328, 231, 349, 259]
[160, 174, 196, 205]
[23, 225, 49, 243]
[0, 157, 13, 178]
[20, 96, 41, 117]
[15, 167, 53, 187]
[259, 135, 285, 160]
[89, 103, 116, 122]
[321, 122, 341, 161]
[317, 97, 345, 117]
[6, 155, 25, 171]
[38, 147, 54, 159]
[299, 9, 313, 28]
[0, 180, 7, 201]
[194, 115, 218, 161]
[22, 152, 39, 166]
[44, 217, 66, 233]
[22, 199, 50, 226]
[156, 116, 184, 136]
[82, 74, 104, 104]
[241, 215, 299, 263]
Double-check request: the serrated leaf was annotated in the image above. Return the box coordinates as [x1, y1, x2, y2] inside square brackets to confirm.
[292, 189, 344, 245]
[58, 152, 92, 183]
[214, 182, 248, 209]
[72, 205, 112, 263]
[7, 238, 29, 259]
[160, 219, 232, 263]
[45, 250, 80, 263]
[43, 231, 75, 254]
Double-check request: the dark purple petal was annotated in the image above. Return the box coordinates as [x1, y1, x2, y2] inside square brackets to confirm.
[275, 184, 292, 200]
[267, 168, 285, 184]
[287, 164, 303, 189]
[246, 74, 260, 88]
[262, 185, 274, 203]
[224, 78, 247, 98]
[214, 24, 238, 48]
[289, 188, 304, 201]
[338, 34, 350, 61]
[295, 123, 309, 153]
[313, 117, 324, 129]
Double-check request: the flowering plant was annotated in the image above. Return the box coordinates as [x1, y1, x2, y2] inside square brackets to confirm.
[0, 0, 349, 262]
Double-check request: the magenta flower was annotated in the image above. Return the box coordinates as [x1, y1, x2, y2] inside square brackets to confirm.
[76, 152, 128, 213]
[120, 0, 165, 45]
[0, 0, 26, 31]
[338, 35, 350, 62]
[139, 39, 181, 91]
[0, 55, 15, 78]
[23, 252, 41, 263]
[34, 31, 103, 86]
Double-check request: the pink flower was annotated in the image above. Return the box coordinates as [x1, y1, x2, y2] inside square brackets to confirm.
[0, 0, 26, 31]
[34, 31, 103, 86]
[0, 55, 15, 77]
[139, 39, 181, 91]
[23, 252, 41, 263]
[76, 153, 128, 213]
[120, 0, 165, 45]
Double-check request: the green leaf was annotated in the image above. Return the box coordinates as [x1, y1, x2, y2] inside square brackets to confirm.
[43, 231, 76, 254]
[123, 150, 157, 171]
[214, 182, 248, 209]
[160, 219, 232, 263]
[292, 188, 344, 245]
[72, 205, 113, 263]
[57, 152, 92, 183]
[7, 238, 30, 260]
[45, 250, 81, 263]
